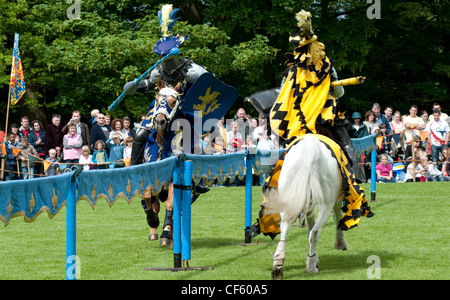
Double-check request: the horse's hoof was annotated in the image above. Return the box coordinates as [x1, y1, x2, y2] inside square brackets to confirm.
[160, 238, 173, 248]
[271, 266, 283, 280]
[149, 233, 159, 241]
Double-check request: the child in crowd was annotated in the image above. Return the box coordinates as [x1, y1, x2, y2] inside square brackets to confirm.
[79, 145, 93, 170]
[418, 151, 448, 182]
[376, 153, 395, 183]
[123, 136, 133, 160]
[45, 148, 59, 176]
[212, 135, 226, 155]
[107, 133, 124, 168]
[5, 133, 20, 180]
[18, 136, 38, 179]
[376, 123, 393, 162]
[92, 140, 109, 169]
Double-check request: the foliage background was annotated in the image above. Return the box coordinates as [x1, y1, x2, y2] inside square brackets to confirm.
[1, 0, 449, 128]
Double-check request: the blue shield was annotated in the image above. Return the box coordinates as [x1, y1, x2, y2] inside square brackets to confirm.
[182, 73, 238, 134]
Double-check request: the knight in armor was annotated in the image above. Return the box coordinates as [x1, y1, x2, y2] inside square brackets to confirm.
[250, 10, 373, 238]
[122, 4, 212, 244]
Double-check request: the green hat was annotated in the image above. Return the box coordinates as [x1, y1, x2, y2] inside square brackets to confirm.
[352, 112, 362, 119]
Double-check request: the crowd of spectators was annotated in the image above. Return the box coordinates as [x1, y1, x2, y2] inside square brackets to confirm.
[350, 102, 450, 183]
[2, 103, 449, 184]
[0, 109, 138, 180]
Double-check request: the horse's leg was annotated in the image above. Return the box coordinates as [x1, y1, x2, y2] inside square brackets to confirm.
[333, 196, 347, 250]
[305, 203, 333, 273]
[272, 212, 290, 280]
[143, 188, 160, 241]
[160, 183, 174, 247]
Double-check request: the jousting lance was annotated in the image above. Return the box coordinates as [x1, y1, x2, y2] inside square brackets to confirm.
[108, 47, 180, 111]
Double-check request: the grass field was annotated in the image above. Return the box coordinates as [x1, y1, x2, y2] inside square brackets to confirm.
[0, 182, 448, 280]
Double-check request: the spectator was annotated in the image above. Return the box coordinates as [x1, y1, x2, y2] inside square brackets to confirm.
[233, 107, 250, 142]
[403, 105, 426, 143]
[390, 111, 405, 134]
[27, 120, 46, 176]
[44, 149, 59, 176]
[123, 136, 134, 161]
[363, 110, 377, 135]
[427, 103, 448, 122]
[104, 114, 112, 131]
[404, 150, 427, 182]
[420, 110, 429, 125]
[109, 118, 126, 145]
[440, 147, 449, 176]
[107, 133, 125, 168]
[376, 123, 393, 161]
[62, 110, 90, 147]
[90, 113, 109, 151]
[62, 122, 83, 164]
[18, 136, 38, 179]
[4, 132, 19, 181]
[121, 116, 136, 139]
[376, 153, 395, 183]
[92, 140, 108, 169]
[212, 135, 226, 155]
[425, 109, 450, 162]
[248, 117, 259, 144]
[79, 145, 93, 171]
[350, 112, 368, 138]
[18, 116, 31, 138]
[372, 103, 391, 134]
[44, 114, 64, 157]
[89, 109, 99, 126]
[216, 116, 228, 149]
[257, 130, 276, 151]
[9, 123, 20, 142]
[403, 135, 426, 172]
[226, 121, 243, 152]
[383, 106, 394, 122]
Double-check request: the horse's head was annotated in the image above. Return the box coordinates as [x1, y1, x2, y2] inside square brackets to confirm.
[153, 80, 181, 131]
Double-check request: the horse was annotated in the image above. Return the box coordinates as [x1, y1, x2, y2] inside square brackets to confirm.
[264, 134, 348, 279]
[141, 79, 182, 247]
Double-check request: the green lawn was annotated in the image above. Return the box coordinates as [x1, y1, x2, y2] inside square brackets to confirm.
[0, 182, 448, 280]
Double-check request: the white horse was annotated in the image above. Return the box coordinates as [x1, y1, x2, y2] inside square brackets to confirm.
[265, 134, 348, 279]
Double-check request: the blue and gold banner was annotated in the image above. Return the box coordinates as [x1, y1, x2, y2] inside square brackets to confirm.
[10, 33, 26, 105]
[0, 173, 71, 226]
[184, 151, 247, 185]
[76, 156, 178, 206]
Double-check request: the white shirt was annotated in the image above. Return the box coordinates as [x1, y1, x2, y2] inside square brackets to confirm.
[425, 119, 449, 146]
[403, 115, 425, 142]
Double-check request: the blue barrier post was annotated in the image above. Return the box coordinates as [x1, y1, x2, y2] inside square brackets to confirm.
[371, 149, 376, 201]
[244, 152, 253, 243]
[181, 160, 192, 263]
[66, 177, 77, 280]
[172, 162, 182, 268]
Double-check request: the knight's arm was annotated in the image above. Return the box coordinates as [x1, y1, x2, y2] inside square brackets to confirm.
[330, 67, 345, 98]
[185, 62, 208, 83]
[123, 69, 160, 95]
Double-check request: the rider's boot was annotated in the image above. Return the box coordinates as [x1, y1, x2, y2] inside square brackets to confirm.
[131, 128, 150, 165]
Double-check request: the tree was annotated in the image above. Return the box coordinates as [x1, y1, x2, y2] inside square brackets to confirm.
[1, 0, 449, 129]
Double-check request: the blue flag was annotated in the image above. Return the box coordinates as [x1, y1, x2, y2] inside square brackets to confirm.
[10, 33, 26, 105]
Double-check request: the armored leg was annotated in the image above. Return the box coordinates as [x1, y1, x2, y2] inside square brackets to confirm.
[330, 124, 365, 182]
[131, 128, 150, 165]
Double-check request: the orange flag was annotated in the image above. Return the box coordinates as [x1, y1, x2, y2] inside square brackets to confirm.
[0, 143, 6, 156]
[12, 146, 21, 156]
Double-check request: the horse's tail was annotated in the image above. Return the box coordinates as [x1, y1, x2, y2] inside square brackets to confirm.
[265, 135, 326, 223]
